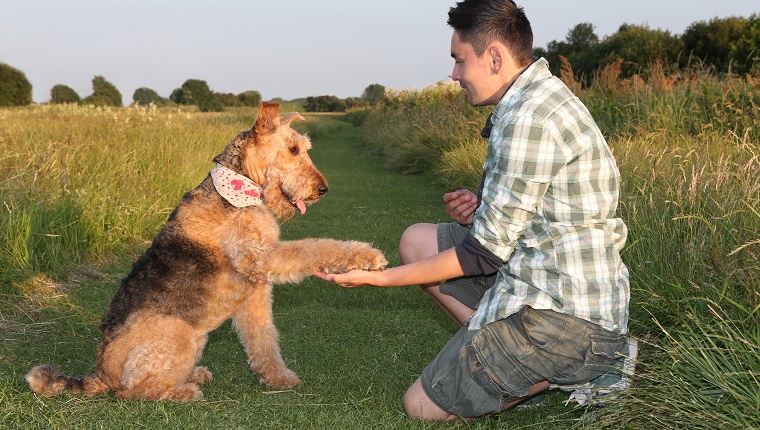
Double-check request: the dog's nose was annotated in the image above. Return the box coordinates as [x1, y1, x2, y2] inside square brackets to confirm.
[317, 184, 328, 195]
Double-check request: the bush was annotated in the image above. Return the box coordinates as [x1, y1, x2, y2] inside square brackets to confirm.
[132, 87, 165, 106]
[197, 96, 225, 112]
[216, 93, 241, 107]
[169, 79, 224, 112]
[83, 76, 122, 107]
[361, 84, 385, 106]
[50, 84, 81, 104]
[304, 95, 347, 112]
[0, 63, 33, 106]
[341, 107, 371, 126]
[238, 90, 262, 107]
[731, 13, 760, 75]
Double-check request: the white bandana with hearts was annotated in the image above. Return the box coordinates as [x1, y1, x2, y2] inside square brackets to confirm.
[210, 164, 263, 208]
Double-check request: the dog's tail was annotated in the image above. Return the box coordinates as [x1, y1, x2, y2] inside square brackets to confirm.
[26, 365, 110, 397]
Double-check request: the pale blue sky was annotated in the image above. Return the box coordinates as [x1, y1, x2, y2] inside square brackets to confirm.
[1, 0, 757, 104]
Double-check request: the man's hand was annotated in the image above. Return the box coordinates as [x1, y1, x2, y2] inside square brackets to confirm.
[444, 189, 478, 225]
[313, 270, 378, 288]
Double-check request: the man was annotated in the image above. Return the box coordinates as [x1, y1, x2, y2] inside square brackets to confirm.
[315, 0, 631, 421]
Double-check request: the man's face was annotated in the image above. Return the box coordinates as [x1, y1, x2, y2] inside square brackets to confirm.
[450, 32, 498, 106]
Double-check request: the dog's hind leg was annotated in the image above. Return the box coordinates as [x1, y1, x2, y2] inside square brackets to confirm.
[232, 282, 301, 388]
[109, 314, 205, 401]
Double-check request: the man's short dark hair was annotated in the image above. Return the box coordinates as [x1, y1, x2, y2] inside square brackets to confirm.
[447, 0, 533, 66]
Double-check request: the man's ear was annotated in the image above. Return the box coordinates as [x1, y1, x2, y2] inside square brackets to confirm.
[489, 45, 502, 72]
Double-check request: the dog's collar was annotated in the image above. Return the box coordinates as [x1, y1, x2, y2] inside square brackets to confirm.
[210, 164, 263, 208]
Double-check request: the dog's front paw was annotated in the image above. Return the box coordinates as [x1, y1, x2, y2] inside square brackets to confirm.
[346, 244, 388, 272]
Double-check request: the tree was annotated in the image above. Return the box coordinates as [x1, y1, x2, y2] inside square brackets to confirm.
[597, 24, 684, 78]
[0, 63, 33, 107]
[50, 84, 80, 104]
[304, 95, 347, 112]
[179, 79, 210, 105]
[132, 87, 165, 106]
[83, 76, 122, 106]
[361, 84, 385, 106]
[682, 16, 747, 72]
[172, 79, 224, 112]
[535, 23, 600, 84]
[216, 93, 241, 107]
[238, 90, 262, 107]
[730, 14, 760, 75]
[169, 88, 186, 104]
[345, 97, 368, 109]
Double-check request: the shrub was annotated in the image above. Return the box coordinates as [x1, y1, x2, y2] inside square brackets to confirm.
[170, 79, 224, 112]
[0, 63, 33, 106]
[50, 84, 81, 104]
[82, 76, 122, 106]
[304, 95, 347, 112]
[361, 84, 385, 106]
[238, 90, 262, 107]
[216, 93, 241, 107]
[197, 95, 224, 112]
[132, 87, 165, 106]
[730, 13, 760, 75]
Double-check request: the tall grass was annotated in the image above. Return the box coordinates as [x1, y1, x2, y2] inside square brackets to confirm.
[0, 105, 212, 285]
[360, 65, 760, 428]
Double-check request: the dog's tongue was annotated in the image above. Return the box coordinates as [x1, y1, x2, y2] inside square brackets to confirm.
[296, 200, 306, 215]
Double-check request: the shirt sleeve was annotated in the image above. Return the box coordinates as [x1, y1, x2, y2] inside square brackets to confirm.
[469, 113, 568, 260]
[454, 233, 504, 276]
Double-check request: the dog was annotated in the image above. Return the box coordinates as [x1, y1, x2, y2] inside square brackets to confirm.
[26, 101, 387, 401]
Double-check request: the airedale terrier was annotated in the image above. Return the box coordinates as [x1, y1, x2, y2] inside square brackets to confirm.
[26, 101, 387, 401]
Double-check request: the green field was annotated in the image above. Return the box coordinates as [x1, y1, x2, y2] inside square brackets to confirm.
[1, 71, 759, 429]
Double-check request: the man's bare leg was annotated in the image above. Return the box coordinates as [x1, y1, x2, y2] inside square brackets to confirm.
[398, 223, 473, 326]
[403, 377, 550, 421]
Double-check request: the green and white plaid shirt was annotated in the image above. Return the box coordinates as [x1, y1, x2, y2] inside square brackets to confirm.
[468, 58, 629, 334]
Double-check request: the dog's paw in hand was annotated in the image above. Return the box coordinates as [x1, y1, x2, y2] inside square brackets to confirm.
[346, 245, 388, 272]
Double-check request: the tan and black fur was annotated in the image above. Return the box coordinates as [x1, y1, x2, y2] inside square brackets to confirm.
[26, 102, 387, 401]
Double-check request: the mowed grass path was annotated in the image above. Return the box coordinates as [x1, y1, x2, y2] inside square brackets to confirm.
[1, 120, 585, 429]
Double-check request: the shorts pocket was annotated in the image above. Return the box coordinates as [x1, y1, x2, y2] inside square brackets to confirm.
[470, 327, 534, 400]
[467, 345, 507, 398]
[551, 331, 627, 385]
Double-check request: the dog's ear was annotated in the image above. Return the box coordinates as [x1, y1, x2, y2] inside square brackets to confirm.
[254, 101, 280, 135]
[280, 112, 304, 127]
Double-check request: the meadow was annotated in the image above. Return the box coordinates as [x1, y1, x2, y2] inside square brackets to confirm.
[1, 104, 577, 429]
[0, 61, 758, 428]
[357, 61, 760, 428]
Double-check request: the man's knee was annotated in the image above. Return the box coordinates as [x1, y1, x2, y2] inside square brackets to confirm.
[399, 223, 438, 265]
[403, 378, 455, 421]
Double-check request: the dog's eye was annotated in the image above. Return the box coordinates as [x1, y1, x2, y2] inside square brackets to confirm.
[288, 146, 299, 155]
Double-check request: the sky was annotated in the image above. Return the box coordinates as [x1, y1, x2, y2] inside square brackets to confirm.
[1, 1, 758, 104]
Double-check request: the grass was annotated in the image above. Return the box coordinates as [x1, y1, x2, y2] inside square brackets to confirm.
[358, 64, 760, 429]
[0, 106, 590, 428]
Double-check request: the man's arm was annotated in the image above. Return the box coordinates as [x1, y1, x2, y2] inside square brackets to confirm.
[313, 247, 464, 288]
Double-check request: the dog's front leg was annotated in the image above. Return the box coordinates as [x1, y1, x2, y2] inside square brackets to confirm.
[232, 282, 300, 388]
[262, 239, 387, 284]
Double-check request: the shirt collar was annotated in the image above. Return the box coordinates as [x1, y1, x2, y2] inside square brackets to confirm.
[490, 57, 551, 122]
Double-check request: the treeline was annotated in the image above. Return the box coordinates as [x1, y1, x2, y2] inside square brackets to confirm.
[0, 62, 386, 113]
[535, 14, 760, 84]
[0, 66, 262, 111]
